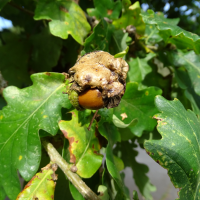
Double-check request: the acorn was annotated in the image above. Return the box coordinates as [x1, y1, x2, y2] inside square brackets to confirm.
[78, 88, 104, 110]
[67, 51, 129, 110]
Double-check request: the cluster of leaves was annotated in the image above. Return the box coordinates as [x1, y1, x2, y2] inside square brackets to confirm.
[138, 0, 200, 34]
[0, 0, 200, 200]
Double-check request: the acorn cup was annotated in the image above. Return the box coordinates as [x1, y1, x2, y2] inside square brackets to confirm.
[67, 51, 129, 110]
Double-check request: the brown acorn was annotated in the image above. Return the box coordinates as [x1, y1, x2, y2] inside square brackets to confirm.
[78, 89, 104, 110]
[68, 51, 129, 110]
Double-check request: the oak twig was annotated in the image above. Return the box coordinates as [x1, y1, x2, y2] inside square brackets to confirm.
[9, 2, 34, 16]
[41, 138, 100, 200]
[88, 109, 99, 131]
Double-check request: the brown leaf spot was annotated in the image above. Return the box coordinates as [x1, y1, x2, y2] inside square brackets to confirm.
[107, 9, 113, 15]
[45, 72, 51, 76]
[70, 111, 76, 117]
[51, 195, 54, 199]
[51, 173, 58, 181]
[60, 6, 68, 13]
[156, 160, 160, 164]
[61, 130, 76, 163]
[93, 150, 101, 155]
[120, 113, 128, 120]
[99, 191, 104, 196]
[153, 116, 163, 121]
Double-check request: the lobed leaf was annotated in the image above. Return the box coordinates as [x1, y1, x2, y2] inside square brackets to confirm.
[59, 109, 103, 178]
[145, 96, 200, 199]
[34, 0, 91, 44]
[113, 1, 145, 35]
[16, 163, 57, 199]
[113, 82, 162, 137]
[0, 73, 71, 200]
[141, 10, 200, 54]
[87, 0, 122, 20]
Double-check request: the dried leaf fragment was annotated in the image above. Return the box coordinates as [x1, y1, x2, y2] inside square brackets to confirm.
[120, 113, 128, 120]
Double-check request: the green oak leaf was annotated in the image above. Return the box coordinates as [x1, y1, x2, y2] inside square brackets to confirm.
[145, 96, 200, 200]
[141, 10, 200, 54]
[98, 109, 129, 200]
[175, 67, 200, 117]
[110, 29, 128, 56]
[30, 28, 62, 72]
[87, 0, 122, 20]
[0, 39, 31, 87]
[34, 0, 91, 45]
[82, 19, 128, 56]
[82, 19, 112, 54]
[113, 1, 145, 35]
[145, 24, 163, 45]
[114, 82, 162, 137]
[0, 72, 71, 200]
[114, 141, 156, 200]
[127, 53, 156, 83]
[164, 50, 200, 115]
[59, 109, 103, 178]
[0, 187, 6, 200]
[16, 163, 56, 199]
[172, 50, 200, 96]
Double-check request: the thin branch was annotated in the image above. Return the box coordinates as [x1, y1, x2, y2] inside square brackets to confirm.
[41, 138, 101, 200]
[9, 2, 34, 16]
[88, 109, 98, 131]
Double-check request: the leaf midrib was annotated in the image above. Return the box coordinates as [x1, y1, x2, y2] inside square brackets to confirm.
[0, 84, 64, 154]
[26, 169, 53, 199]
[77, 127, 93, 166]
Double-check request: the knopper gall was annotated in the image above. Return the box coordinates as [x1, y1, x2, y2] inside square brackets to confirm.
[67, 51, 129, 110]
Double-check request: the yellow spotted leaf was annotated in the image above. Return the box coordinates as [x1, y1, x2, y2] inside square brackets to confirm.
[145, 96, 200, 199]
